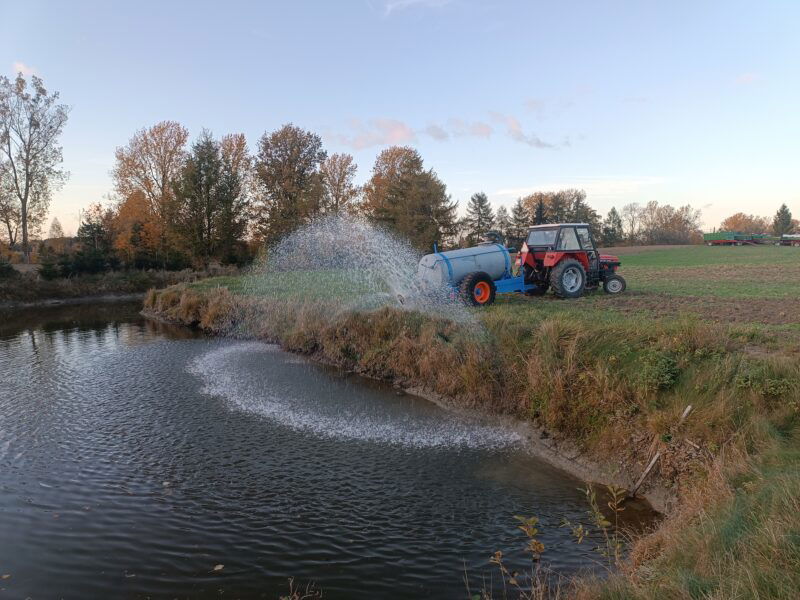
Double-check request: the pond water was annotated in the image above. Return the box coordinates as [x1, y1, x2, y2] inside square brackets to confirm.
[0, 302, 652, 599]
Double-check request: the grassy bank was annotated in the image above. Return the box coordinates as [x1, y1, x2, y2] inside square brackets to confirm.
[0, 267, 238, 306]
[144, 245, 800, 598]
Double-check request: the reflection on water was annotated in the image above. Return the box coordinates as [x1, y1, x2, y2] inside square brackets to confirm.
[0, 302, 654, 599]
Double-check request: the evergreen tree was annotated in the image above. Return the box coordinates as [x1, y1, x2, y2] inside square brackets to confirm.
[566, 190, 600, 229]
[463, 192, 495, 245]
[534, 198, 546, 224]
[601, 207, 624, 246]
[494, 205, 511, 244]
[362, 146, 457, 251]
[215, 134, 251, 265]
[508, 198, 530, 249]
[174, 130, 223, 266]
[773, 203, 794, 236]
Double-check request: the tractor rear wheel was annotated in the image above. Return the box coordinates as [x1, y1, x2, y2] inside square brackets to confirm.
[550, 259, 586, 299]
[459, 271, 496, 306]
[603, 274, 626, 294]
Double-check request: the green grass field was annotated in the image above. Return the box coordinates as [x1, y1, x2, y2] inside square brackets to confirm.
[190, 244, 800, 349]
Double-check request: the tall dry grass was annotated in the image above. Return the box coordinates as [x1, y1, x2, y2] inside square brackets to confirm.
[143, 284, 800, 599]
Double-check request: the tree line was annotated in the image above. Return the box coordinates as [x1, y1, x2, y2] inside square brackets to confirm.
[457, 190, 705, 248]
[717, 205, 798, 236]
[4, 73, 798, 277]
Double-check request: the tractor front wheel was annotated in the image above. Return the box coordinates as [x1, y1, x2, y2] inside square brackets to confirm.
[603, 274, 626, 294]
[550, 259, 586, 299]
[459, 271, 496, 307]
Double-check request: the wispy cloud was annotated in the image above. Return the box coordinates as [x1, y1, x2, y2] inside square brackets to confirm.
[330, 118, 417, 149]
[382, 0, 452, 17]
[524, 97, 575, 118]
[329, 110, 567, 149]
[448, 118, 493, 138]
[735, 72, 759, 85]
[490, 112, 556, 148]
[11, 61, 37, 76]
[494, 176, 666, 201]
[425, 124, 449, 141]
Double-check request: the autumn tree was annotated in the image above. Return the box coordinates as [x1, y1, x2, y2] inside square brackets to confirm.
[113, 121, 189, 265]
[253, 124, 326, 245]
[362, 146, 457, 251]
[773, 204, 794, 236]
[462, 192, 495, 245]
[0, 74, 69, 261]
[601, 207, 624, 246]
[719, 213, 770, 233]
[113, 190, 159, 267]
[321, 153, 359, 214]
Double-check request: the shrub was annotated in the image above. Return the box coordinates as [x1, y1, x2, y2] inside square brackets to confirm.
[0, 256, 17, 279]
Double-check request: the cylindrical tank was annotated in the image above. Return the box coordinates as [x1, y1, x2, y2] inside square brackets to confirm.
[417, 243, 511, 287]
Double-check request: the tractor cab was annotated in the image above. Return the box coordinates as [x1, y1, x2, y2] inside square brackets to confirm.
[517, 223, 625, 298]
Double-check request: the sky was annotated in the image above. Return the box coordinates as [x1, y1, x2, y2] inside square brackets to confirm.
[2, 0, 799, 236]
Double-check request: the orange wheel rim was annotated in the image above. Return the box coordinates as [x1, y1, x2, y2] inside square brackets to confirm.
[473, 281, 490, 303]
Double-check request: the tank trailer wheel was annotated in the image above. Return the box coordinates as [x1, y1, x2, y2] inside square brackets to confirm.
[459, 271, 496, 307]
[550, 259, 587, 299]
[603, 274, 627, 294]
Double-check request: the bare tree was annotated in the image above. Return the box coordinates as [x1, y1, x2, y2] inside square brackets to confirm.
[621, 203, 641, 244]
[48, 217, 64, 239]
[0, 74, 69, 261]
[320, 153, 359, 213]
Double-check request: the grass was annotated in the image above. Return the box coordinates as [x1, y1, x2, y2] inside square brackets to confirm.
[145, 244, 800, 599]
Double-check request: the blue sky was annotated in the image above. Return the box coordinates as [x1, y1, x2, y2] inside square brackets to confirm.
[3, 0, 798, 235]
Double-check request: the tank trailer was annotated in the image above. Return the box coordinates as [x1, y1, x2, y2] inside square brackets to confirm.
[417, 223, 626, 307]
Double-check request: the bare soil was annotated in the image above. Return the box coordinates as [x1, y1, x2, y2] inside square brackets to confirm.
[605, 291, 800, 326]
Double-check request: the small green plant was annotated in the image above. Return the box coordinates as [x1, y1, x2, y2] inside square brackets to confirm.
[641, 352, 680, 392]
[476, 515, 554, 600]
[563, 484, 627, 569]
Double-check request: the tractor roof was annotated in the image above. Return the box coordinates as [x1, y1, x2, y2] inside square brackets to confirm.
[527, 223, 590, 229]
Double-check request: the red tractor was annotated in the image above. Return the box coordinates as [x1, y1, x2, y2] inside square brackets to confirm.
[516, 223, 626, 298]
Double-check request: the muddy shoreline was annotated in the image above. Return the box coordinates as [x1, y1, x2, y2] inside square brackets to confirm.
[142, 306, 670, 513]
[0, 292, 145, 310]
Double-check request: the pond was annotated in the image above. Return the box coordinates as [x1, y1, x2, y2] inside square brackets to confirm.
[0, 302, 652, 599]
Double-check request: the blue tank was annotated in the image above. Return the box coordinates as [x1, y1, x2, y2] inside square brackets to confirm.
[417, 243, 512, 287]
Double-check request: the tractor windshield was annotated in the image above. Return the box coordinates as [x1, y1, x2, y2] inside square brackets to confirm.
[526, 229, 558, 247]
